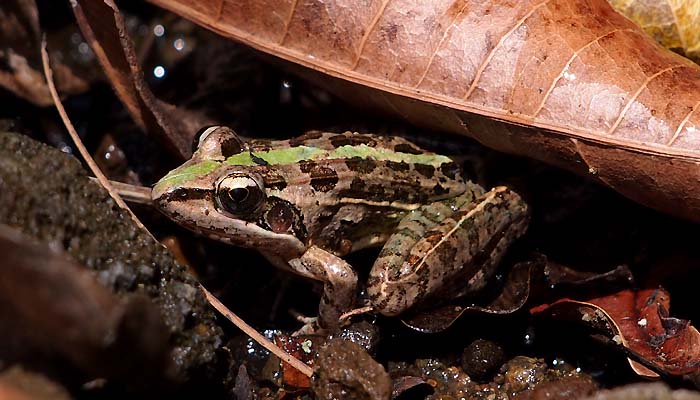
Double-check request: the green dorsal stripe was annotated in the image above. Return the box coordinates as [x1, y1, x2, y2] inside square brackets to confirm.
[155, 144, 454, 190]
[224, 144, 453, 167]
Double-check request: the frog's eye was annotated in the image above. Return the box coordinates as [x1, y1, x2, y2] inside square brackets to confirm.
[192, 126, 245, 158]
[216, 173, 265, 216]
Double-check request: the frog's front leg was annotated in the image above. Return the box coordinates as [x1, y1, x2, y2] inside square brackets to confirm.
[287, 246, 358, 333]
[367, 186, 529, 316]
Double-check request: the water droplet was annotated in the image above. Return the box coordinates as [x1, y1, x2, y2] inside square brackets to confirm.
[153, 24, 165, 37]
[173, 38, 185, 51]
[153, 65, 165, 79]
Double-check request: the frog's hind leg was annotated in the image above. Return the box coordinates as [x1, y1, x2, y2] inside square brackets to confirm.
[287, 246, 358, 334]
[367, 186, 529, 317]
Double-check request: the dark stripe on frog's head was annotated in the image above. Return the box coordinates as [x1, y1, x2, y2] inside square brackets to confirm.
[155, 187, 213, 204]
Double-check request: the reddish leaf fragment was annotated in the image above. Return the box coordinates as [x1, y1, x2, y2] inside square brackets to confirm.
[532, 288, 700, 378]
[272, 333, 320, 389]
[391, 376, 430, 399]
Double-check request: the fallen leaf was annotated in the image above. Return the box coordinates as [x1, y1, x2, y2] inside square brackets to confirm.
[0, 0, 92, 105]
[70, 0, 206, 159]
[272, 333, 319, 389]
[391, 376, 431, 399]
[147, 0, 700, 222]
[531, 288, 700, 378]
[609, 0, 700, 63]
[401, 259, 544, 333]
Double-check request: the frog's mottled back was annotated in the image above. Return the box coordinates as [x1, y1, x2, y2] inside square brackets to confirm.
[152, 128, 468, 255]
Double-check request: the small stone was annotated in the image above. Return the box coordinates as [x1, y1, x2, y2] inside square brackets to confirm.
[312, 338, 391, 400]
[462, 339, 506, 381]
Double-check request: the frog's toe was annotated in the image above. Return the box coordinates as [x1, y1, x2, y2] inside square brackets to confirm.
[292, 317, 323, 337]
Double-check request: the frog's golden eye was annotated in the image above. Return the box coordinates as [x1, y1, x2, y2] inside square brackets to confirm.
[193, 126, 245, 158]
[216, 173, 265, 216]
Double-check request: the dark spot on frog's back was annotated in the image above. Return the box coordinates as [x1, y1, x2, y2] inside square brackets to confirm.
[299, 160, 317, 173]
[289, 131, 324, 147]
[433, 183, 449, 196]
[394, 143, 424, 155]
[414, 164, 435, 178]
[346, 157, 376, 173]
[440, 162, 461, 180]
[350, 177, 365, 191]
[386, 160, 410, 172]
[330, 134, 376, 148]
[249, 140, 272, 152]
[263, 172, 287, 191]
[310, 170, 339, 192]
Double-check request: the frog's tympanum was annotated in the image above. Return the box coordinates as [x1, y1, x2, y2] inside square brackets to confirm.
[152, 127, 529, 333]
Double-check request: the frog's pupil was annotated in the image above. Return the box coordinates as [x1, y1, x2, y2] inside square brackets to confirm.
[230, 187, 249, 202]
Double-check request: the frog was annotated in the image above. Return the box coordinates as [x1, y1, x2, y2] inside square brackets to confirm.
[152, 126, 530, 333]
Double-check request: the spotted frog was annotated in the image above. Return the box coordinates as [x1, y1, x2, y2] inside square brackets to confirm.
[152, 127, 529, 333]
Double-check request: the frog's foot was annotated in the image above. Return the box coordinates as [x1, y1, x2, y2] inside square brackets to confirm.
[291, 312, 318, 326]
[291, 317, 323, 337]
[288, 245, 358, 332]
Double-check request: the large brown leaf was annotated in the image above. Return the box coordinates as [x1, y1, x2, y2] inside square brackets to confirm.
[147, 0, 700, 222]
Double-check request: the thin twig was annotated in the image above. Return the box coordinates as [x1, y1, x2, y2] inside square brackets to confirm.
[340, 306, 374, 322]
[200, 285, 315, 378]
[41, 36, 153, 238]
[89, 178, 153, 205]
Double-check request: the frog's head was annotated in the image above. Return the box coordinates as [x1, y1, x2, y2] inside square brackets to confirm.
[152, 126, 306, 256]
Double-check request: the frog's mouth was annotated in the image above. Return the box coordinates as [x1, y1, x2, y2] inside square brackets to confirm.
[152, 185, 306, 257]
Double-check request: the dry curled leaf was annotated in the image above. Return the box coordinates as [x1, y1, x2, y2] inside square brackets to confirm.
[0, 0, 92, 105]
[531, 288, 700, 379]
[609, 0, 700, 63]
[148, 0, 700, 222]
[401, 259, 544, 333]
[70, 0, 207, 159]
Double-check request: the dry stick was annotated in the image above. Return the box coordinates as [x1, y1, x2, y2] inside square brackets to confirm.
[90, 178, 153, 205]
[40, 37, 152, 238]
[201, 286, 315, 378]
